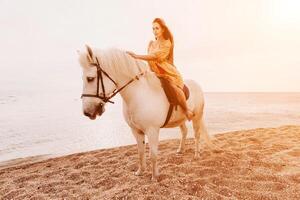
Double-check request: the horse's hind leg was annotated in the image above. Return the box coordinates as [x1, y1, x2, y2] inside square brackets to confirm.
[131, 128, 146, 176]
[177, 122, 188, 154]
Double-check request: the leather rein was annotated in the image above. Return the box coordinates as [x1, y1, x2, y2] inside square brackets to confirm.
[81, 57, 145, 104]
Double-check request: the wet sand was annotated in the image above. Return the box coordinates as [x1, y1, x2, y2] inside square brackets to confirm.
[0, 125, 299, 199]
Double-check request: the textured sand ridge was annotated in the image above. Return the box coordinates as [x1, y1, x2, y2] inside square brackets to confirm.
[0, 125, 299, 199]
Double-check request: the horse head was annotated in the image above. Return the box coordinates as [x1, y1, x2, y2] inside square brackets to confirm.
[79, 45, 117, 120]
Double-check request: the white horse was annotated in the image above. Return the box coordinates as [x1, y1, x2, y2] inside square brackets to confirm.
[79, 45, 212, 180]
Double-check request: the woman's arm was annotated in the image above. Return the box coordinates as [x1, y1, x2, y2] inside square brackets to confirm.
[126, 51, 157, 61]
[134, 54, 157, 61]
[127, 40, 171, 62]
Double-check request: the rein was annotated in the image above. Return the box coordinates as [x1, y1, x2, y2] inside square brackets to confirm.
[81, 56, 145, 104]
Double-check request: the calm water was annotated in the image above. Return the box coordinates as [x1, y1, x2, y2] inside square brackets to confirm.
[0, 90, 300, 163]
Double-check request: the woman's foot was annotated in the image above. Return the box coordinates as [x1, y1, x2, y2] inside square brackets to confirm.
[185, 110, 194, 121]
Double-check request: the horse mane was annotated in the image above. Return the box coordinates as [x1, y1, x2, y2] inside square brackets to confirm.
[79, 48, 161, 89]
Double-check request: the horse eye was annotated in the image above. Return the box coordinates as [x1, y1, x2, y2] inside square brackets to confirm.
[87, 77, 95, 82]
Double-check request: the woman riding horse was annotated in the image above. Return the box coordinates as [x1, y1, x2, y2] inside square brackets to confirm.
[126, 18, 194, 121]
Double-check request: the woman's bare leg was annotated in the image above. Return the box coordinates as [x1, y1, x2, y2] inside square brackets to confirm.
[169, 83, 194, 120]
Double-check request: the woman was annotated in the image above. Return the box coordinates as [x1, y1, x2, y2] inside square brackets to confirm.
[126, 18, 194, 120]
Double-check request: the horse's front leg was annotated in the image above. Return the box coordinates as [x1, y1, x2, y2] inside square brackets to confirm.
[146, 127, 160, 181]
[131, 128, 146, 176]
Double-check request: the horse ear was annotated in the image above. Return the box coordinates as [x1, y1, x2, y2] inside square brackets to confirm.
[85, 45, 94, 62]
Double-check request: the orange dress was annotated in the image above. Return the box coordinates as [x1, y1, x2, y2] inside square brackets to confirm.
[147, 39, 184, 89]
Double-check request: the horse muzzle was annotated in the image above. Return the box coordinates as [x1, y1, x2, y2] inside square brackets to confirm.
[83, 104, 105, 120]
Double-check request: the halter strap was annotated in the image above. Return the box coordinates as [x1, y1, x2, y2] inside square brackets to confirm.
[81, 56, 145, 104]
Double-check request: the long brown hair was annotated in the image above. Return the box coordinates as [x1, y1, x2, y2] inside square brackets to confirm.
[153, 18, 174, 64]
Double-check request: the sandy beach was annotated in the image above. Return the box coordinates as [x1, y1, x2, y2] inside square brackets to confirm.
[0, 125, 299, 199]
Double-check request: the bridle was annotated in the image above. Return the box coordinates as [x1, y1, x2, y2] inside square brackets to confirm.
[81, 56, 145, 104]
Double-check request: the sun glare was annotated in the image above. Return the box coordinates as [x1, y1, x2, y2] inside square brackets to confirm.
[267, 0, 300, 26]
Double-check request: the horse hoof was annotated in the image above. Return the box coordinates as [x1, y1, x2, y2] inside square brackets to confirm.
[134, 170, 144, 176]
[151, 176, 159, 182]
[194, 153, 200, 159]
[176, 149, 184, 154]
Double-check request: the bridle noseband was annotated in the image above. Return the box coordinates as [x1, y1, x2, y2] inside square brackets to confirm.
[81, 56, 145, 104]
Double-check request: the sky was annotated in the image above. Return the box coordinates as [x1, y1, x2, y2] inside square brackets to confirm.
[0, 0, 300, 92]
